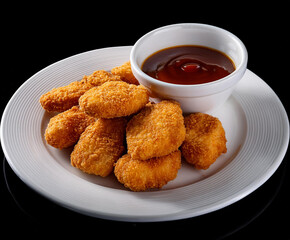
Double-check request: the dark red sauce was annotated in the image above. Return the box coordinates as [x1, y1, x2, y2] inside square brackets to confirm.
[142, 45, 235, 85]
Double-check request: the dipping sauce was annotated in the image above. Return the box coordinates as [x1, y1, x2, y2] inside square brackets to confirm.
[142, 45, 235, 85]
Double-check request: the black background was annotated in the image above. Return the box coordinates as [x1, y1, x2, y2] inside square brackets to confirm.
[1, 3, 289, 239]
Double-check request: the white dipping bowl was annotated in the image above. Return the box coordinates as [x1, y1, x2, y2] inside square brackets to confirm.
[130, 23, 248, 113]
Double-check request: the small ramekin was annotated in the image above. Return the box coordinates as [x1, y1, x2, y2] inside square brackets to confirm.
[130, 23, 248, 113]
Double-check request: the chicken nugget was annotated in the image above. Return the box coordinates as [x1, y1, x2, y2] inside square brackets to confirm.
[114, 150, 181, 191]
[126, 100, 185, 160]
[181, 112, 227, 170]
[71, 118, 127, 177]
[111, 61, 139, 85]
[83, 70, 122, 86]
[40, 81, 94, 112]
[39, 70, 121, 112]
[44, 106, 95, 149]
[79, 81, 149, 118]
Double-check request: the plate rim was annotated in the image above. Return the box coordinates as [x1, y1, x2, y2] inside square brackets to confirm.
[1, 46, 289, 222]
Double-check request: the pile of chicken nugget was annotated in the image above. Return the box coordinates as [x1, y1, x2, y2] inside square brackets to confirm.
[40, 61, 227, 191]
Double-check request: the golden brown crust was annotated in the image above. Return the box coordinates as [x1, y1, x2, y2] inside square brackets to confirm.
[70, 118, 127, 177]
[181, 112, 227, 169]
[126, 100, 185, 160]
[44, 106, 95, 149]
[39, 81, 94, 112]
[39, 70, 121, 112]
[114, 150, 181, 191]
[82, 70, 122, 86]
[111, 61, 139, 85]
[79, 81, 149, 118]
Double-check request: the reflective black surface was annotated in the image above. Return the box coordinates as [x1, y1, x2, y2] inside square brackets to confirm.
[2, 4, 289, 238]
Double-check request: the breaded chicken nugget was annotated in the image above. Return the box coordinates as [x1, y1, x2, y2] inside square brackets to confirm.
[111, 61, 139, 85]
[114, 150, 181, 191]
[181, 113, 227, 170]
[40, 81, 94, 112]
[79, 81, 149, 118]
[39, 70, 121, 112]
[71, 118, 127, 177]
[45, 106, 95, 149]
[83, 70, 121, 86]
[126, 100, 185, 160]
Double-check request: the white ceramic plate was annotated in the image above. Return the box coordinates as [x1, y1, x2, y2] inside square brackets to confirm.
[1, 46, 289, 222]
